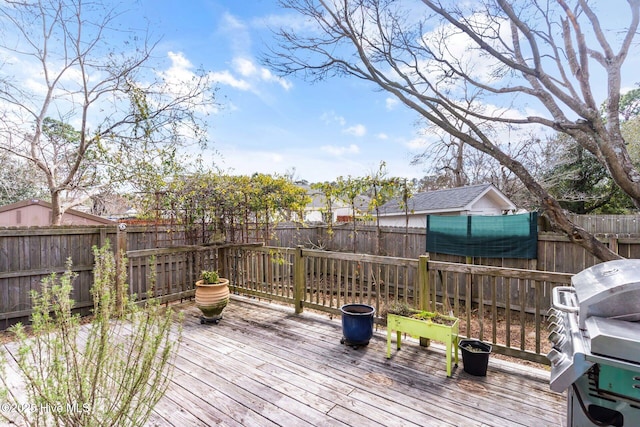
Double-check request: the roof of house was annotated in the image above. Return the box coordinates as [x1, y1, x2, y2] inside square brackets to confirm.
[379, 184, 516, 215]
[0, 199, 115, 225]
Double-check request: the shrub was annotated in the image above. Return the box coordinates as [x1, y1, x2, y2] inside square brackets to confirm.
[0, 242, 182, 426]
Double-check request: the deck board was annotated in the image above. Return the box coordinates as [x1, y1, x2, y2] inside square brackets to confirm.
[1, 295, 567, 426]
[159, 296, 566, 426]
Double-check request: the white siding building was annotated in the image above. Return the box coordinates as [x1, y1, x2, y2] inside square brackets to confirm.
[377, 184, 518, 228]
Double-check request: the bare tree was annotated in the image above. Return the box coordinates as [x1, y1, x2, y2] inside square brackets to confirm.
[412, 88, 546, 208]
[264, 0, 640, 261]
[0, 0, 215, 224]
[0, 153, 44, 205]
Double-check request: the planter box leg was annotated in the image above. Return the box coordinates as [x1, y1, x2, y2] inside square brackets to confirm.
[445, 336, 460, 377]
[387, 328, 391, 358]
[386, 330, 403, 358]
[455, 338, 459, 366]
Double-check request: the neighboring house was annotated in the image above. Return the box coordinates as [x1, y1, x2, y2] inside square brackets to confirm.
[302, 185, 370, 223]
[377, 184, 517, 228]
[0, 199, 115, 226]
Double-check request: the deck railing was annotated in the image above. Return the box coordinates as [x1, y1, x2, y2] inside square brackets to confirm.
[214, 245, 572, 364]
[425, 261, 572, 363]
[1, 241, 569, 363]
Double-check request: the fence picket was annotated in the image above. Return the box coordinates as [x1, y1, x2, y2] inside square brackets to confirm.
[0, 220, 622, 363]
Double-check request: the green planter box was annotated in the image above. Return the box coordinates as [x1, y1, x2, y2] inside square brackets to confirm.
[386, 312, 459, 377]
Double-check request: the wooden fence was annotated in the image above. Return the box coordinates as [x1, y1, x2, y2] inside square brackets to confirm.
[567, 213, 640, 234]
[138, 244, 571, 363]
[0, 226, 572, 363]
[271, 223, 640, 274]
[0, 227, 110, 328]
[0, 225, 192, 328]
[2, 220, 633, 364]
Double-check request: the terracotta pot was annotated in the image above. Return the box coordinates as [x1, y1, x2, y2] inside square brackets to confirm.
[195, 278, 230, 319]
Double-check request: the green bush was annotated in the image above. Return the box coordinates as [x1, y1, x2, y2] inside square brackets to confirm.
[0, 242, 182, 426]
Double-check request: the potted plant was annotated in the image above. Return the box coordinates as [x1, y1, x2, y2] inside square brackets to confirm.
[384, 302, 459, 377]
[194, 270, 230, 324]
[459, 339, 492, 376]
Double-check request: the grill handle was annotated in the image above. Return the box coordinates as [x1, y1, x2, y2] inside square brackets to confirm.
[552, 286, 579, 313]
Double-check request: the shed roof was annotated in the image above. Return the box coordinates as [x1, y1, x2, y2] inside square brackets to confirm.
[0, 199, 114, 225]
[379, 184, 516, 215]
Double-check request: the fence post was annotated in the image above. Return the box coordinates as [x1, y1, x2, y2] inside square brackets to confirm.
[217, 246, 225, 278]
[116, 224, 128, 315]
[418, 254, 430, 311]
[418, 254, 431, 348]
[609, 235, 619, 256]
[294, 245, 305, 314]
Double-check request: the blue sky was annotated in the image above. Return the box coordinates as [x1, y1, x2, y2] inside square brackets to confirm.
[136, 0, 427, 183]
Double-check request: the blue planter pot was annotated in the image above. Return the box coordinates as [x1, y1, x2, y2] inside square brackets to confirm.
[340, 304, 375, 348]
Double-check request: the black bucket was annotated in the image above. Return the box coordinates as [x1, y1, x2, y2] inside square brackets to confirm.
[340, 304, 375, 347]
[459, 339, 492, 376]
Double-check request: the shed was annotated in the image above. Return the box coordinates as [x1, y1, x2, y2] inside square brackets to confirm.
[0, 199, 115, 226]
[378, 184, 517, 228]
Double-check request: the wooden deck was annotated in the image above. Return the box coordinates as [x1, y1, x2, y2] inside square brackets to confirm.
[2, 295, 566, 426]
[150, 296, 566, 427]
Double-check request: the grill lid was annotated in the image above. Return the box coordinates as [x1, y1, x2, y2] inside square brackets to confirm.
[587, 316, 640, 364]
[571, 259, 640, 329]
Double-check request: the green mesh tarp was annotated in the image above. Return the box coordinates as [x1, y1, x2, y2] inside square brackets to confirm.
[426, 212, 537, 259]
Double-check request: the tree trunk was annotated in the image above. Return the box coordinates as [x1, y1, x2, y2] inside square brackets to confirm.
[541, 196, 622, 262]
[50, 191, 63, 225]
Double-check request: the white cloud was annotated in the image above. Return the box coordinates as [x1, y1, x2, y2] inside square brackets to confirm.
[252, 12, 319, 33]
[160, 51, 193, 85]
[168, 51, 192, 69]
[321, 112, 366, 137]
[234, 57, 258, 77]
[260, 67, 293, 91]
[206, 141, 364, 182]
[220, 13, 251, 53]
[156, 51, 222, 115]
[215, 11, 293, 93]
[225, 56, 292, 91]
[386, 97, 399, 110]
[343, 124, 367, 137]
[321, 144, 360, 156]
[405, 136, 429, 151]
[268, 153, 284, 163]
[377, 133, 388, 140]
[321, 111, 347, 126]
[399, 13, 511, 96]
[210, 70, 251, 90]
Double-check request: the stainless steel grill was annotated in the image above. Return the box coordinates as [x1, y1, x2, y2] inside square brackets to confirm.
[547, 259, 640, 426]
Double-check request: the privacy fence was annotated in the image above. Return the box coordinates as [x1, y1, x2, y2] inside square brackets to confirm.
[2, 218, 639, 363]
[0, 224, 574, 363]
[0, 225, 188, 329]
[271, 223, 640, 274]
